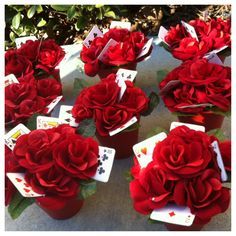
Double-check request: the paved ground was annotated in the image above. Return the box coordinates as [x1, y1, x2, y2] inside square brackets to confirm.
[5, 42, 231, 231]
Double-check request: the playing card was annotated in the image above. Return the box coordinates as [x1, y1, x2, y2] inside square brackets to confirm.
[92, 146, 116, 182]
[158, 26, 169, 46]
[133, 132, 167, 168]
[5, 74, 19, 87]
[37, 116, 62, 129]
[204, 52, 223, 65]
[159, 80, 181, 96]
[211, 45, 228, 54]
[115, 76, 127, 101]
[7, 173, 45, 197]
[177, 103, 214, 109]
[5, 124, 30, 150]
[137, 38, 153, 59]
[58, 105, 79, 127]
[170, 121, 205, 132]
[15, 36, 37, 48]
[211, 141, 228, 182]
[181, 21, 199, 41]
[46, 95, 63, 114]
[97, 38, 118, 62]
[109, 117, 137, 136]
[83, 25, 103, 48]
[150, 204, 195, 226]
[110, 21, 131, 30]
[116, 69, 137, 82]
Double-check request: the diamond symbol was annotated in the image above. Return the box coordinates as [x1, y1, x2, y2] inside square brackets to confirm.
[169, 211, 175, 217]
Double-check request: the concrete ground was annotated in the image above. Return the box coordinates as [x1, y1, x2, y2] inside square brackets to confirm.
[5, 42, 231, 231]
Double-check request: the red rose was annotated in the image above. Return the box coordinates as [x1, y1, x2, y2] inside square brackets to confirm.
[36, 39, 65, 73]
[17, 71, 35, 85]
[36, 78, 62, 104]
[5, 49, 33, 77]
[103, 28, 130, 42]
[13, 129, 60, 172]
[153, 126, 217, 179]
[25, 166, 79, 197]
[5, 105, 15, 124]
[95, 105, 133, 136]
[219, 141, 231, 171]
[54, 133, 99, 179]
[130, 162, 176, 214]
[130, 156, 141, 179]
[173, 169, 230, 224]
[129, 31, 147, 54]
[18, 40, 40, 61]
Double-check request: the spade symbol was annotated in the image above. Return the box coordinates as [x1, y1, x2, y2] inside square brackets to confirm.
[66, 110, 71, 114]
[88, 40, 92, 45]
[65, 118, 70, 123]
[127, 74, 131, 79]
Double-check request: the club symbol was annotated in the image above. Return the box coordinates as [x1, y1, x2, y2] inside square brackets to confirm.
[88, 40, 92, 45]
[102, 154, 108, 161]
[93, 33, 98, 37]
[98, 167, 105, 175]
[98, 160, 103, 166]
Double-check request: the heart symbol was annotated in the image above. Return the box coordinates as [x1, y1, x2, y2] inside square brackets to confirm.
[15, 178, 22, 182]
[23, 188, 30, 193]
[141, 147, 147, 155]
[24, 183, 30, 187]
[137, 154, 141, 158]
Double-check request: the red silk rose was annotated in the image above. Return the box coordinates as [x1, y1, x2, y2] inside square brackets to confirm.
[18, 40, 40, 62]
[164, 18, 231, 61]
[159, 58, 231, 114]
[219, 141, 231, 171]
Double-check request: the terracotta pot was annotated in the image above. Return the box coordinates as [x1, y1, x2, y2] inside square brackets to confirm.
[178, 113, 224, 132]
[96, 128, 139, 159]
[165, 222, 204, 231]
[97, 63, 137, 79]
[37, 197, 84, 220]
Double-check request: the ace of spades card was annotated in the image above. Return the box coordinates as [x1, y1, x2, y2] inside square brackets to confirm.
[92, 146, 115, 183]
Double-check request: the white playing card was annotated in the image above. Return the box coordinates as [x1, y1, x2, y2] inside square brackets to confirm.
[177, 103, 214, 109]
[159, 80, 181, 96]
[46, 95, 63, 114]
[211, 141, 228, 182]
[158, 26, 169, 46]
[150, 204, 195, 226]
[58, 105, 79, 127]
[211, 45, 228, 55]
[116, 69, 137, 82]
[204, 52, 224, 65]
[109, 117, 137, 136]
[110, 21, 131, 30]
[97, 38, 118, 62]
[37, 116, 62, 130]
[5, 124, 30, 150]
[137, 38, 153, 59]
[7, 173, 45, 197]
[181, 21, 199, 41]
[15, 36, 37, 49]
[133, 132, 167, 168]
[115, 76, 127, 101]
[92, 146, 116, 182]
[170, 122, 205, 132]
[83, 25, 103, 48]
[5, 74, 19, 87]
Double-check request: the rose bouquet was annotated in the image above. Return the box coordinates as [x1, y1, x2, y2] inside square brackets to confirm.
[160, 18, 231, 62]
[5, 123, 115, 220]
[72, 73, 158, 159]
[81, 26, 152, 78]
[129, 124, 231, 230]
[159, 58, 231, 131]
[5, 39, 65, 126]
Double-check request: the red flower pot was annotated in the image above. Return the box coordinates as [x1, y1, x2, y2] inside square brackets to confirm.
[97, 63, 137, 79]
[36, 196, 84, 220]
[96, 128, 139, 159]
[165, 222, 204, 231]
[178, 112, 224, 132]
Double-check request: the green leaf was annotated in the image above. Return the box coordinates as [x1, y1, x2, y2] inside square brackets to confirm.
[8, 191, 34, 219]
[124, 170, 133, 182]
[73, 78, 89, 96]
[50, 5, 71, 12]
[146, 126, 167, 138]
[75, 16, 86, 30]
[79, 180, 96, 200]
[67, 5, 76, 20]
[207, 129, 226, 141]
[26, 113, 44, 130]
[12, 12, 21, 29]
[104, 11, 116, 18]
[12, 5, 25, 12]
[36, 5, 43, 14]
[76, 118, 96, 137]
[211, 107, 231, 117]
[9, 31, 15, 42]
[37, 18, 47, 27]
[122, 122, 140, 133]
[97, 8, 103, 20]
[95, 4, 104, 8]
[156, 69, 169, 84]
[142, 92, 159, 116]
[27, 5, 36, 19]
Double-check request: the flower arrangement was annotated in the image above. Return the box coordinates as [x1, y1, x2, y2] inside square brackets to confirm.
[161, 18, 231, 61]
[129, 124, 231, 229]
[81, 27, 152, 77]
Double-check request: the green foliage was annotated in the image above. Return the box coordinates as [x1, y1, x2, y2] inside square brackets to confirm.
[156, 69, 169, 84]
[8, 191, 34, 219]
[26, 113, 45, 130]
[79, 180, 97, 199]
[76, 118, 96, 137]
[207, 129, 226, 141]
[124, 170, 134, 182]
[142, 92, 159, 116]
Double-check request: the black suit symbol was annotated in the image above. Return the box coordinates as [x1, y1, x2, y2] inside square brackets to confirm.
[98, 167, 105, 174]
